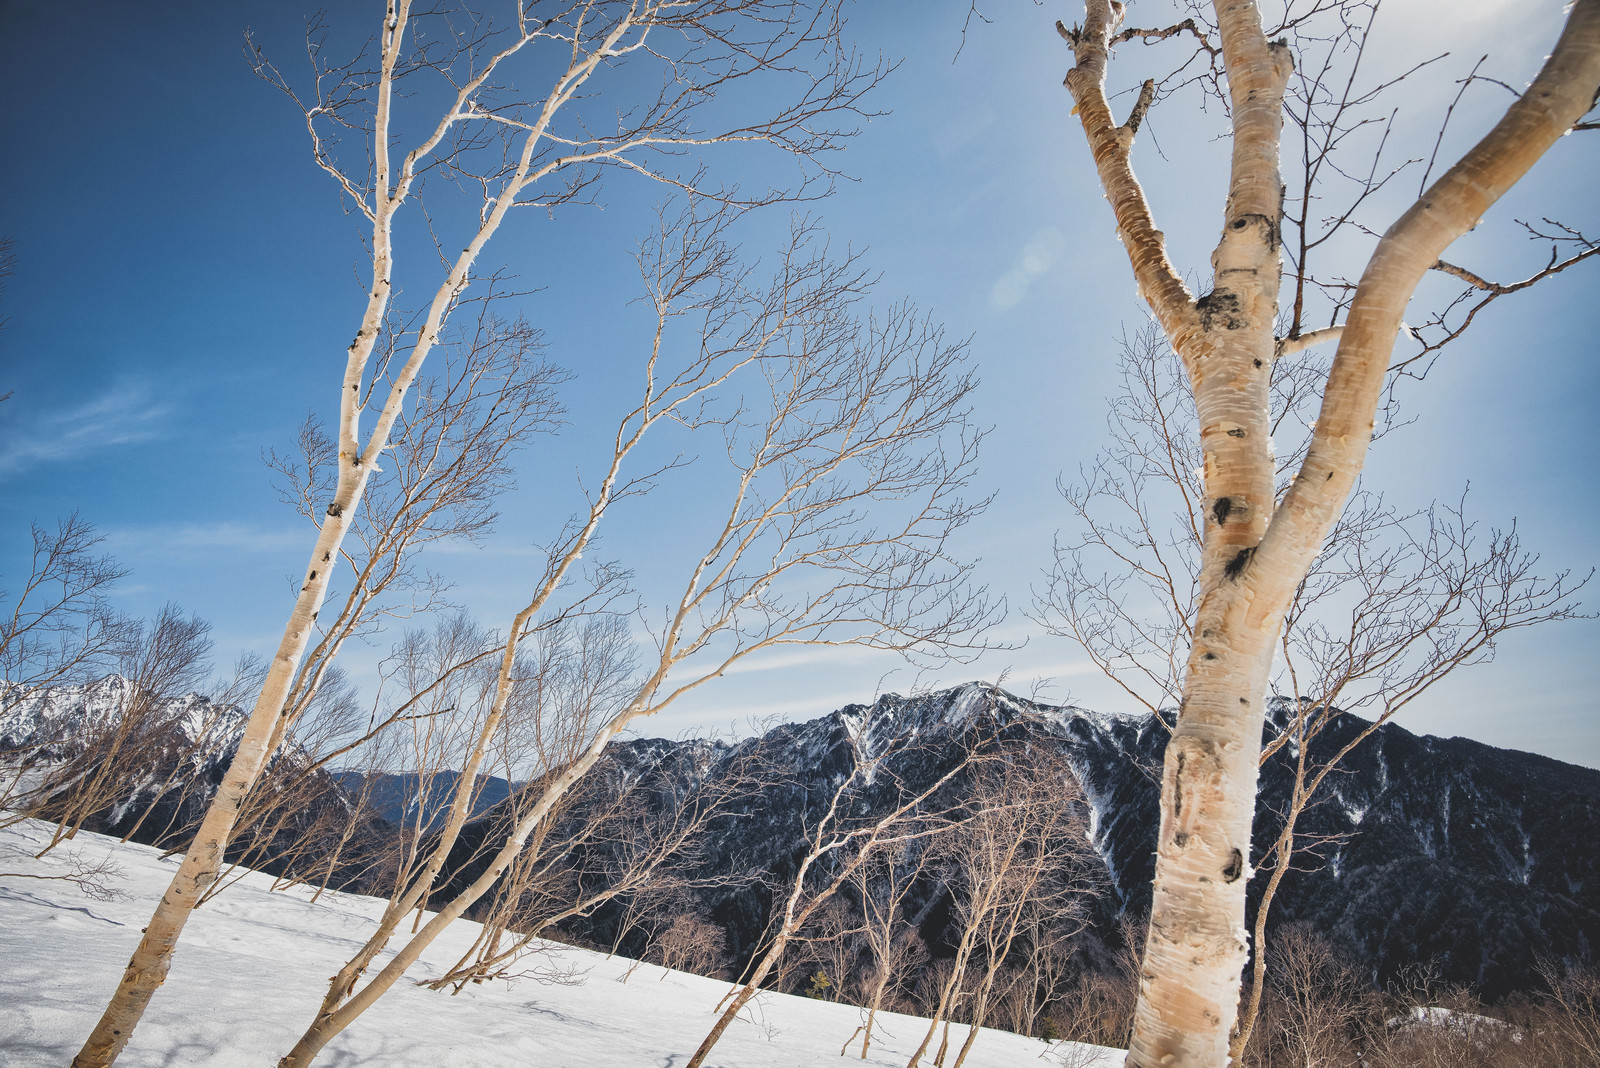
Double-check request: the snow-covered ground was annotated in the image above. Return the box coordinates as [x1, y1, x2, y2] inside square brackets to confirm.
[0, 818, 1121, 1067]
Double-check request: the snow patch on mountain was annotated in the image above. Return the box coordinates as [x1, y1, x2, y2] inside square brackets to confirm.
[1, 676, 247, 758]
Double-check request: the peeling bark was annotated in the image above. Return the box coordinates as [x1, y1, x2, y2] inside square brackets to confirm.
[1058, 1, 1600, 1065]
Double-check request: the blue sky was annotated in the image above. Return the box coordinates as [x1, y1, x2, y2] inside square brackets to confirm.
[2, 2, 1596, 766]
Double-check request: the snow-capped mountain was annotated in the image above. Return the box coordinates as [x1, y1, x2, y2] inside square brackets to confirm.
[6, 676, 1595, 1001]
[508, 683, 1598, 1000]
[1, 675, 247, 760]
[1, 676, 362, 875]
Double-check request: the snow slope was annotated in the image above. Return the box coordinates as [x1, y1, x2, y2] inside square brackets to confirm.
[0, 818, 1120, 1067]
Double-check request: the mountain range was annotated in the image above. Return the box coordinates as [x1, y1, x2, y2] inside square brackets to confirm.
[508, 683, 1599, 1000]
[4, 676, 1595, 1000]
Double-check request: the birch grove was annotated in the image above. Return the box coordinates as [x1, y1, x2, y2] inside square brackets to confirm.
[70, 3, 908, 1064]
[1053, 1, 1600, 1064]
[686, 734, 990, 1068]
[904, 749, 1092, 1068]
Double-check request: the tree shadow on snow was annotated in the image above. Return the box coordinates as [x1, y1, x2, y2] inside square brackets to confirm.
[0, 886, 125, 926]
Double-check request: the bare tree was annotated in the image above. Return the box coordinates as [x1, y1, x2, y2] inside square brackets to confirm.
[905, 747, 1091, 1068]
[1360, 966, 1519, 1068]
[0, 515, 134, 734]
[267, 199, 986, 1066]
[1527, 958, 1600, 1068]
[24, 606, 213, 855]
[945, 798, 1089, 1067]
[168, 301, 571, 904]
[421, 726, 762, 991]
[0, 589, 223, 901]
[252, 289, 567, 765]
[686, 732, 989, 1068]
[203, 672, 374, 903]
[71, 3, 899, 1062]
[1228, 489, 1585, 1057]
[1010, 895, 1095, 1042]
[772, 893, 856, 999]
[653, 914, 730, 978]
[839, 840, 937, 1058]
[1050, 933, 1142, 1053]
[1243, 923, 1366, 1068]
[277, 608, 624, 1036]
[1035, 326, 1586, 1058]
[1047, 2, 1600, 1061]
[611, 876, 705, 982]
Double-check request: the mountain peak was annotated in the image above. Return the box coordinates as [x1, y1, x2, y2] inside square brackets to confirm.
[1, 674, 244, 758]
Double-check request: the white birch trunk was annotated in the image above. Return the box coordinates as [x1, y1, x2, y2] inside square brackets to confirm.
[1061, 1, 1600, 1065]
[71, 5, 519, 1061]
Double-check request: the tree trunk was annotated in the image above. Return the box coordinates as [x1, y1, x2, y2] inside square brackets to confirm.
[1126, 4, 1291, 1055]
[907, 929, 979, 1068]
[683, 931, 794, 1068]
[1056, 2, 1600, 1066]
[70, 508, 369, 1068]
[858, 977, 888, 1057]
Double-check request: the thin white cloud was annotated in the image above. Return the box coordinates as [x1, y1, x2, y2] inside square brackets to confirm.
[990, 227, 1066, 310]
[109, 521, 309, 557]
[717, 642, 885, 677]
[0, 381, 174, 476]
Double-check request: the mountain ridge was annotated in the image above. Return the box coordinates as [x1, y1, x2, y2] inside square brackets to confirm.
[4, 675, 1595, 998]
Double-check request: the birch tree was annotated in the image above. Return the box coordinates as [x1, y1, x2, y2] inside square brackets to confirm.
[23, 606, 211, 854]
[1051, 1, 1600, 1064]
[72, 4, 893, 1064]
[0, 516, 134, 739]
[419, 662, 761, 992]
[1034, 324, 1585, 1058]
[272, 199, 985, 1066]
[685, 734, 987, 1068]
[905, 748, 1090, 1068]
[839, 841, 936, 1058]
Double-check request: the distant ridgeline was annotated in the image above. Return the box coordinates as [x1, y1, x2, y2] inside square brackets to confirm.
[0, 676, 385, 888]
[4, 676, 1596, 999]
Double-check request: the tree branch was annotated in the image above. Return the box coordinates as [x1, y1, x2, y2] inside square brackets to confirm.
[1060, 2, 1199, 349]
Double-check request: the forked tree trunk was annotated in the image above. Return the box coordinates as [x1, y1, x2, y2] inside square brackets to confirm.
[1061, 2, 1600, 1065]
[907, 906, 985, 1068]
[855, 974, 889, 1058]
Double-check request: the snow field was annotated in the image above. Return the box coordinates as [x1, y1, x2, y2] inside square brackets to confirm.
[0, 818, 1121, 1067]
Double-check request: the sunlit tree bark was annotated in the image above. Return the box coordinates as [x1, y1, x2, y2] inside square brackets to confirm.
[276, 197, 987, 1065]
[1034, 326, 1585, 1061]
[1055, 1, 1600, 1064]
[72, 2, 891, 1063]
